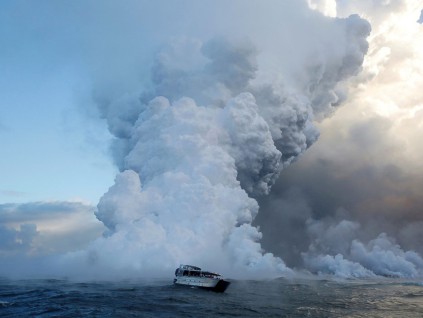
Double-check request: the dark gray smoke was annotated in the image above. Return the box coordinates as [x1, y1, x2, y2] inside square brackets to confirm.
[254, 1, 423, 278]
[256, 123, 423, 277]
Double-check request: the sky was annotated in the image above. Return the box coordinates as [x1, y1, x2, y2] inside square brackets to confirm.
[1, 0, 423, 279]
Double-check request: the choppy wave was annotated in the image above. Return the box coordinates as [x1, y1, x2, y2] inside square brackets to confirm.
[1, 277, 422, 317]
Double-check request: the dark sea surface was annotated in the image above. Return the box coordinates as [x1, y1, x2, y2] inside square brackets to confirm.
[1, 277, 423, 317]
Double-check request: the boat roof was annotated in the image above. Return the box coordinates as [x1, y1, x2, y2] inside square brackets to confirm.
[180, 264, 201, 271]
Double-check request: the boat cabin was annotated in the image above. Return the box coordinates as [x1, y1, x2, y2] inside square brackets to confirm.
[175, 264, 221, 279]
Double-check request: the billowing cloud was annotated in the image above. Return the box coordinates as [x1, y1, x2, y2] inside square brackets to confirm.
[78, 1, 371, 279]
[303, 217, 423, 278]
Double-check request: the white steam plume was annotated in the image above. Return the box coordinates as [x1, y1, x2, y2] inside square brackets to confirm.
[303, 217, 423, 278]
[64, 2, 371, 279]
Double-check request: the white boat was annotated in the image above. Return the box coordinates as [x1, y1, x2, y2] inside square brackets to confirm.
[173, 264, 231, 292]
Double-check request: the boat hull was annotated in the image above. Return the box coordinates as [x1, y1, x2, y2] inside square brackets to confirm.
[207, 279, 230, 293]
[174, 277, 231, 293]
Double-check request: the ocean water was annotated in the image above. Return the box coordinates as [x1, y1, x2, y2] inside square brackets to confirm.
[1, 277, 422, 317]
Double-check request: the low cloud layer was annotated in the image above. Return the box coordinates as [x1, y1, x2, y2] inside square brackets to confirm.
[0, 201, 103, 256]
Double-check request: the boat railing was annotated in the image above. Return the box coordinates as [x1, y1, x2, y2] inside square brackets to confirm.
[180, 264, 201, 271]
